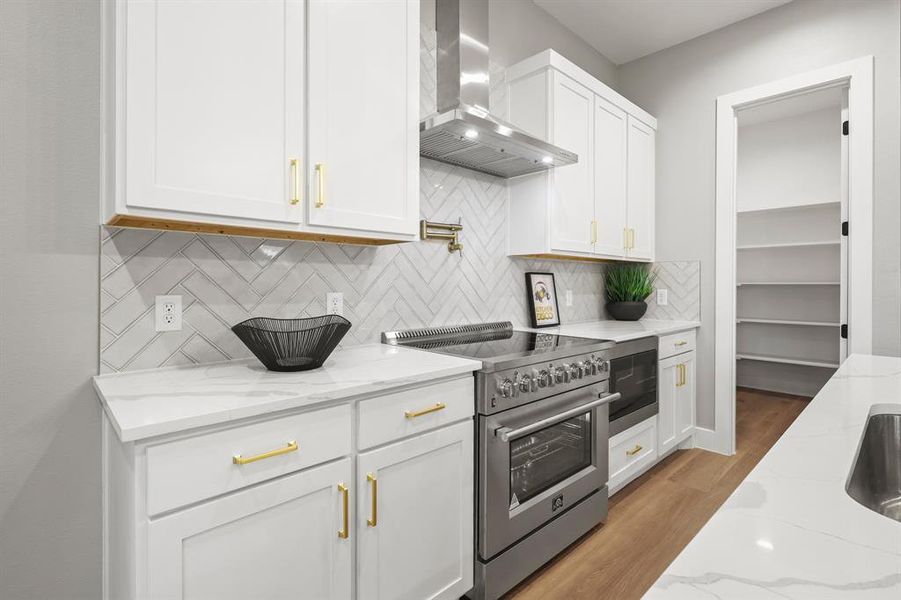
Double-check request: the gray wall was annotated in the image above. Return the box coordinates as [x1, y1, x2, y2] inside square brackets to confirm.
[421, 0, 619, 85]
[0, 1, 102, 599]
[617, 0, 901, 428]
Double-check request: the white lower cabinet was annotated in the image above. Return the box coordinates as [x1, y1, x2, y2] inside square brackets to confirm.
[357, 421, 474, 600]
[148, 458, 352, 600]
[608, 417, 658, 495]
[658, 350, 696, 456]
[104, 376, 475, 600]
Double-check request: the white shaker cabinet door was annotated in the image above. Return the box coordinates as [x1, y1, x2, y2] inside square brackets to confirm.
[593, 96, 628, 257]
[147, 458, 352, 600]
[306, 0, 419, 236]
[626, 116, 655, 260]
[657, 356, 680, 455]
[124, 0, 304, 224]
[549, 73, 595, 255]
[676, 351, 696, 440]
[357, 421, 474, 600]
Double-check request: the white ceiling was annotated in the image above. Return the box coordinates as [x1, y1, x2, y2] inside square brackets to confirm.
[533, 0, 793, 65]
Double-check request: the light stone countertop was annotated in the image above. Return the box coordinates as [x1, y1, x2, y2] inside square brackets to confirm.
[519, 318, 700, 342]
[645, 353, 901, 599]
[93, 343, 481, 442]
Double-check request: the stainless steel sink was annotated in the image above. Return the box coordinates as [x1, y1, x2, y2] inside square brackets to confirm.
[846, 405, 901, 523]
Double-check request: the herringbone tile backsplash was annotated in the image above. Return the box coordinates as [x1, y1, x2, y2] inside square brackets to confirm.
[98, 30, 699, 373]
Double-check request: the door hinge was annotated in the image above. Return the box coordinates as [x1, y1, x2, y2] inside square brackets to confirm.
[841, 324, 848, 339]
[842, 221, 849, 236]
[842, 120, 849, 136]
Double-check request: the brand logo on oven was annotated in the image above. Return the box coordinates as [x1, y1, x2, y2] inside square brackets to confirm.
[551, 494, 564, 512]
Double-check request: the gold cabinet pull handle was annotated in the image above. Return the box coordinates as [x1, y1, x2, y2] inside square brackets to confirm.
[626, 444, 643, 456]
[623, 227, 629, 250]
[366, 473, 378, 527]
[629, 228, 636, 249]
[404, 403, 446, 419]
[289, 159, 300, 205]
[315, 162, 325, 208]
[675, 340, 688, 347]
[590, 220, 597, 244]
[676, 364, 682, 387]
[232, 441, 298, 465]
[337, 484, 349, 539]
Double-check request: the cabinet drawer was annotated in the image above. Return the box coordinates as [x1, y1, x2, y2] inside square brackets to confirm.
[609, 417, 657, 492]
[358, 377, 474, 450]
[658, 329, 696, 359]
[146, 404, 351, 516]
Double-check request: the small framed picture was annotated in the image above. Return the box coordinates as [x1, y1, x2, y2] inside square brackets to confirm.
[525, 272, 561, 328]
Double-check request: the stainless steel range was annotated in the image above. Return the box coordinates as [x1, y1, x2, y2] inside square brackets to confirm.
[382, 322, 619, 600]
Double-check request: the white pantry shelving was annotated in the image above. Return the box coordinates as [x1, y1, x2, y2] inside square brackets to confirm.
[735, 97, 845, 397]
[736, 318, 840, 327]
[737, 353, 840, 369]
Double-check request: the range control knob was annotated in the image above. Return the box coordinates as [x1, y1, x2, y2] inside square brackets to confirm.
[569, 364, 581, 380]
[519, 374, 533, 393]
[598, 359, 610, 374]
[499, 378, 514, 398]
[537, 369, 550, 388]
[589, 358, 599, 375]
[555, 366, 566, 384]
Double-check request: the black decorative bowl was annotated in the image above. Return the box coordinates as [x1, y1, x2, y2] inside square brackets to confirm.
[606, 301, 648, 321]
[232, 315, 352, 372]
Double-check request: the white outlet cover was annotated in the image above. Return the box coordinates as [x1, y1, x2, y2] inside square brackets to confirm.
[326, 292, 344, 316]
[155, 295, 183, 332]
[565, 290, 573, 307]
[656, 288, 668, 306]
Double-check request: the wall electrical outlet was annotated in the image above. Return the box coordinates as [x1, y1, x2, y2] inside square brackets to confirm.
[326, 292, 344, 316]
[565, 290, 573, 307]
[656, 288, 669, 306]
[155, 295, 182, 332]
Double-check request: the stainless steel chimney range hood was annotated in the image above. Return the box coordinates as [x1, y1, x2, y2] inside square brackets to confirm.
[420, 0, 578, 179]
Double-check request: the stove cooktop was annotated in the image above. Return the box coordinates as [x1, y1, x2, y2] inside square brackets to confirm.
[382, 322, 614, 372]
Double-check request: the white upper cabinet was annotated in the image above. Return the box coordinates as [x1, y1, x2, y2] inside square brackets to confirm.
[505, 50, 656, 262]
[550, 74, 595, 254]
[106, 0, 419, 243]
[123, 0, 304, 225]
[593, 96, 629, 257]
[306, 0, 418, 237]
[627, 116, 656, 260]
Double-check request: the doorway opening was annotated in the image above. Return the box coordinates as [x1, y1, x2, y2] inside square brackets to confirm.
[706, 57, 873, 456]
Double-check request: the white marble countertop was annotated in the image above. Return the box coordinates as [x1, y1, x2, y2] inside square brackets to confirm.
[646, 354, 901, 599]
[519, 318, 700, 342]
[93, 344, 481, 442]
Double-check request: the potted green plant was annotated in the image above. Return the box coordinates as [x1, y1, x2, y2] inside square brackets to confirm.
[604, 263, 656, 321]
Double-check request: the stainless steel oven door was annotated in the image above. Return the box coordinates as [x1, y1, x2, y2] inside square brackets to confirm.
[478, 382, 619, 560]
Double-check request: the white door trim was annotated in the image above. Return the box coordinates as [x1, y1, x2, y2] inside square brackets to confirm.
[704, 56, 874, 455]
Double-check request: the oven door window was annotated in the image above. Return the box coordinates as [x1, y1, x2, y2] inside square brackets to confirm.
[509, 412, 592, 508]
[609, 349, 658, 422]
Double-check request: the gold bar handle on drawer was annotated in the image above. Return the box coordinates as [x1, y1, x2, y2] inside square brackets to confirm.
[404, 403, 446, 419]
[626, 444, 643, 456]
[675, 340, 688, 347]
[366, 473, 378, 527]
[337, 484, 349, 539]
[289, 159, 300, 205]
[315, 162, 325, 208]
[232, 441, 298, 465]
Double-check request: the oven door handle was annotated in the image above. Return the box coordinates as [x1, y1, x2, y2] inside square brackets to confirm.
[495, 392, 621, 443]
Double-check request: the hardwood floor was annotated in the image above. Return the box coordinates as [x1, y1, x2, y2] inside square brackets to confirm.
[505, 388, 810, 600]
